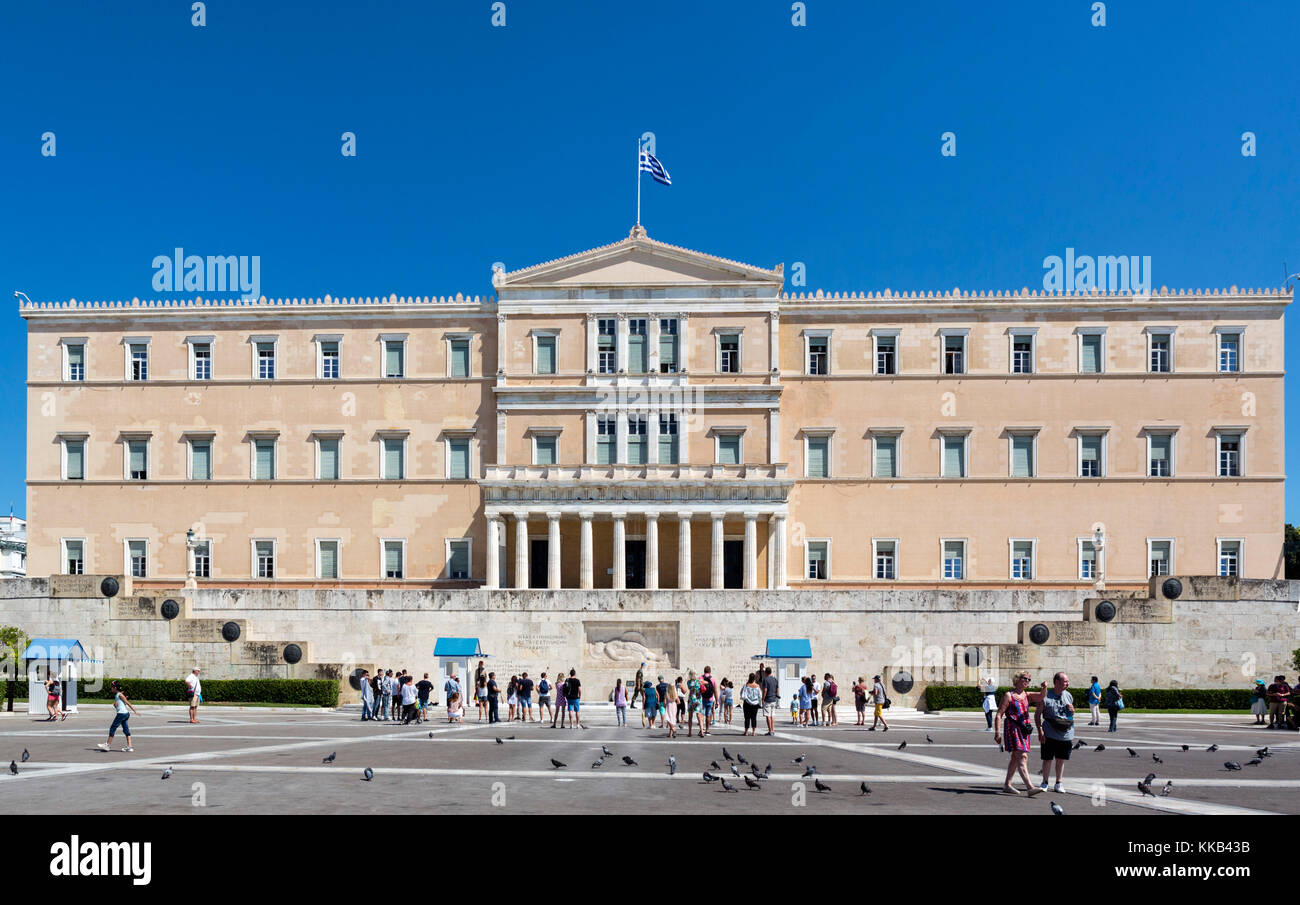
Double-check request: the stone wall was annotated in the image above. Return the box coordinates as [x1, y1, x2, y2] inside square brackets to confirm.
[1, 577, 1296, 707]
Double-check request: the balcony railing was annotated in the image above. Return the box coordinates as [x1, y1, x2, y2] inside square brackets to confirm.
[482, 463, 788, 483]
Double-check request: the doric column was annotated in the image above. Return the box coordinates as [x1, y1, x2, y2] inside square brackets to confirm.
[645, 513, 659, 590]
[584, 409, 596, 464]
[678, 511, 692, 590]
[773, 514, 788, 590]
[585, 314, 597, 373]
[579, 511, 594, 590]
[768, 310, 780, 373]
[616, 313, 629, 373]
[616, 411, 628, 464]
[547, 511, 561, 589]
[485, 516, 500, 589]
[514, 512, 529, 589]
[612, 513, 627, 590]
[710, 511, 725, 589]
[679, 313, 690, 372]
[648, 316, 661, 373]
[743, 510, 758, 589]
[497, 313, 508, 376]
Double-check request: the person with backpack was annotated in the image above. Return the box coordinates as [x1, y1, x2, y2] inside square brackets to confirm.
[822, 673, 839, 727]
[517, 672, 534, 722]
[699, 666, 719, 736]
[685, 670, 701, 737]
[869, 674, 889, 731]
[537, 672, 553, 724]
[641, 678, 659, 733]
[1103, 679, 1123, 732]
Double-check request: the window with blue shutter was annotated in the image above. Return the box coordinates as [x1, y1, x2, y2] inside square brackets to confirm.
[448, 439, 470, 479]
[874, 435, 897, 478]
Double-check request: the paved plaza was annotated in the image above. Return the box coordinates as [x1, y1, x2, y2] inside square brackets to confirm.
[1, 704, 1295, 815]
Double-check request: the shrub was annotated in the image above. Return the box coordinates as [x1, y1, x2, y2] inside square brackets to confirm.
[76, 678, 338, 708]
[923, 685, 1251, 711]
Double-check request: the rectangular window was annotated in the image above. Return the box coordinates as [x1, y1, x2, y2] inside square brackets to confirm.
[717, 433, 742, 465]
[320, 341, 340, 379]
[875, 335, 897, 375]
[942, 435, 966, 478]
[191, 440, 212, 481]
[384, 540, 404, 579]
[129, 344, 149, 381]
[1010, 434, 1034, 478]
[447, 438, 470, 479]
[382, 437, 405, 480]
[1149, 540, 1171, 577]
[597, 319, 616, 374]
[1218, 434, 1241, 477]
[627, 318, 648, 373]
[1080, 333, 1102, 373]
[943, 335, 965, 374]
[318, 438, 340, 480]
[596, 416, 616, 465]
[64, 540, 84, 575]
[627, 414, 648, 465]
[658, 319, 678, 373]
[255, 540, 275, 579]
[534, 434, 557, 466]
[806, 435, 829, 478]
[1218, 540, 1240, 577]
[318, 540, 339, 579]
[256, 342, 276, 379]
[1149, 333, 1171, 373]
[658, 414, 679, 464]
[1218, 333, 1240, 373]
[719, 334, 740, 373]
[128, 440, 148, 480]
[943, 540, 965, 580]
[1011, 540, 1034, 580]
[384, 340, 405, 378]
[128, 540, 147, 578]
[1080, 541, 1097, 580]
[806, 541, 828, 580]
[874, 540, 896, 580]
[194, 541, 210, 579]
[254, 439, 276, 480]
[449, 339, 470, 378]
[65, 440, 85, 480]
[807, 337, 828, 375]
[192, 343, 212, 380]
[874, 435, 898, 478]
[1011, 335, 1034, 374]
[1080, 434, 1103, 477]
[66, 343, 85, 381]
[448, 539, 471, 580]
[536, 335, 556, 375]
[1148, 433, 1172, 477]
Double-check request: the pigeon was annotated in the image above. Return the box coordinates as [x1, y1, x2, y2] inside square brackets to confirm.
[710, 760, 721, 770]
[898, 741, 907, 750]
[1050, 801, 1064, 816]
[428, 731, 434, 738]
[1224, 761, 1241, 771]
[1137, 781, 1154, 797]
[1247, 758, 1263, 766]
[1143, 772, 1157, 785]
[1072, 739, 1085, 750]
[723, 748, 734, 762]
[161, 766, 174, 780]
[702, 771, 719, 783]
[926, 734, 934, 744]
[602, 746, 613, 757]
[792, 754, 805, 764]
[591, 758, 604, 769]
[802, 765, 817, 778]
[1127, 748, 1138, 758]
[751, 763, 762, 777]
[551, 759, 566, 769]
[720, 779, 738, 792]
[668, 756, 676, 776]
[1257, 747, 1271, 758]
[737, 752, 748, 765]
[1095, 744, 1106, 752]
[744, 775, 761, 790]
[8, 761, 15, 776]
[1181, 745, 1189, 752]
[1207, 744, 1219, 753]
[21, 749, 29, 763]
[1152, 754, 1162, 765]
[496, 738, 504, 745]
[622, 756, 637, 766]
[764, 763, 772, 777]
[860, 782, 872, 796]
[814, 778, 831, 793]
[322, 751, 336, 764]
[1161, 781, 1174, 797]
[363, 767, 374, 781]
[508, 735, 516, 740]
[730, 763, 740, 777]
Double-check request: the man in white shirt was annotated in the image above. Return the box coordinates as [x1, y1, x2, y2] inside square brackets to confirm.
[185, 668, 202, 724]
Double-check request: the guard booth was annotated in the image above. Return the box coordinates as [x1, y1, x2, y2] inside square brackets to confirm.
[23, 638, 98, 715]
[434, 637, 488, 706]
[755, 639, 811, 706]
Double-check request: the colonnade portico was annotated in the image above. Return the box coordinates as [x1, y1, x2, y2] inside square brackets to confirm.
[483, 507, 788, 590]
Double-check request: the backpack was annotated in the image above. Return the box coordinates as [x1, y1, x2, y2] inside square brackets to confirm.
[539, 679, 549, 695]
[562, 678, 575, 699]
[700, 677, 715, 700]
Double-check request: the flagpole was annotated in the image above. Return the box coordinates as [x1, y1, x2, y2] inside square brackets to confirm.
[636, 137, 642, 228]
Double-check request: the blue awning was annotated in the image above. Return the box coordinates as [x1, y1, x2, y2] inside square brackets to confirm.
[434, 637, 486, 658]
[22, 639, 92, 661]
[764, 639, 812, 659]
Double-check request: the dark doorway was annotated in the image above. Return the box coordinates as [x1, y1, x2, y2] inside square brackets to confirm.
[724, 540, 744, 588]
[625, 540, 647, 589]
[529, 539, 549, 588]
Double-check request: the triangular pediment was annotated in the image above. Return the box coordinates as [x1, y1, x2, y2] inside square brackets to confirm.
[498, 231, 782, 288]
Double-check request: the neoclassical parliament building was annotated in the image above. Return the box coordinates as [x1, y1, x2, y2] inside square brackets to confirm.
[22, 229, 1289, 590]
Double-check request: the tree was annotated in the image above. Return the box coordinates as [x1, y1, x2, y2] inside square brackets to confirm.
[0, 626, 29, 713]
[1286, 524, 1300, 580]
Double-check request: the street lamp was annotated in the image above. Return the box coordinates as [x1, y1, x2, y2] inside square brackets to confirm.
[13, 291, 33, 307]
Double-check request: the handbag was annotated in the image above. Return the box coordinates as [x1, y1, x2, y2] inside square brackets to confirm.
[1115, 698, 1125, 711]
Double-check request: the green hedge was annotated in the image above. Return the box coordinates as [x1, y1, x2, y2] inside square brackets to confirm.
[73, 678, 338, 708]
[923, 686, 1254, 711]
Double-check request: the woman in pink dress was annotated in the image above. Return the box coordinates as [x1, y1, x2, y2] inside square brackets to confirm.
[994, 671, 1046, 795]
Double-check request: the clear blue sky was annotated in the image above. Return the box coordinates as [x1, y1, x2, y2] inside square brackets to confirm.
[1, 1, 1295, 521]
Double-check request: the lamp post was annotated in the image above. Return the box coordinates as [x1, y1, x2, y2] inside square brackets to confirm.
[1092, 525, 1106, 592]
[185, 528, 198, 589]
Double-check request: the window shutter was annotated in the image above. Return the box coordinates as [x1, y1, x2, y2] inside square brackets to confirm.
[192, 442, 211, 480]
[383, 439, 404, 479]
[537, 336, 555, 374]
[1150, 435, 1170, 467]
[319, 542, 338, 578]
[255, 442, 274, 479]
[66, 442, 84, 479]
[129, 541, 146, 559]
[628, 334, 646, 373]
[449, 440, 470, 479]
[659, 331, 676, 371]
[875, 437, 896, 477]
[1011, 436, 1032, 477]
[658, 432, 678, 465]
[535, 436, 556, 466]
[449, 542, 469, 578]
[385, 342, 403, 377]
[1081, 435, 1100, 469]
[385, 543, 402, 575]
[1081, 334, 1100, 372]
[68, 344, 84, 368]
[129, 442, 147, 475]
[319, 439, 338, 479]
[943, 437, 964, 476]
[719, 435, 740, 465]
[807, 436, 828, 477]
[451, 340, 470, 377]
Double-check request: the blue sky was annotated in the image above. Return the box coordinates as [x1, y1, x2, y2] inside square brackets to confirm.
[1, 1, 1296, 521]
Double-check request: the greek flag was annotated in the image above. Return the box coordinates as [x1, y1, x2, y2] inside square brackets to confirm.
[639, 150, 671, 186]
